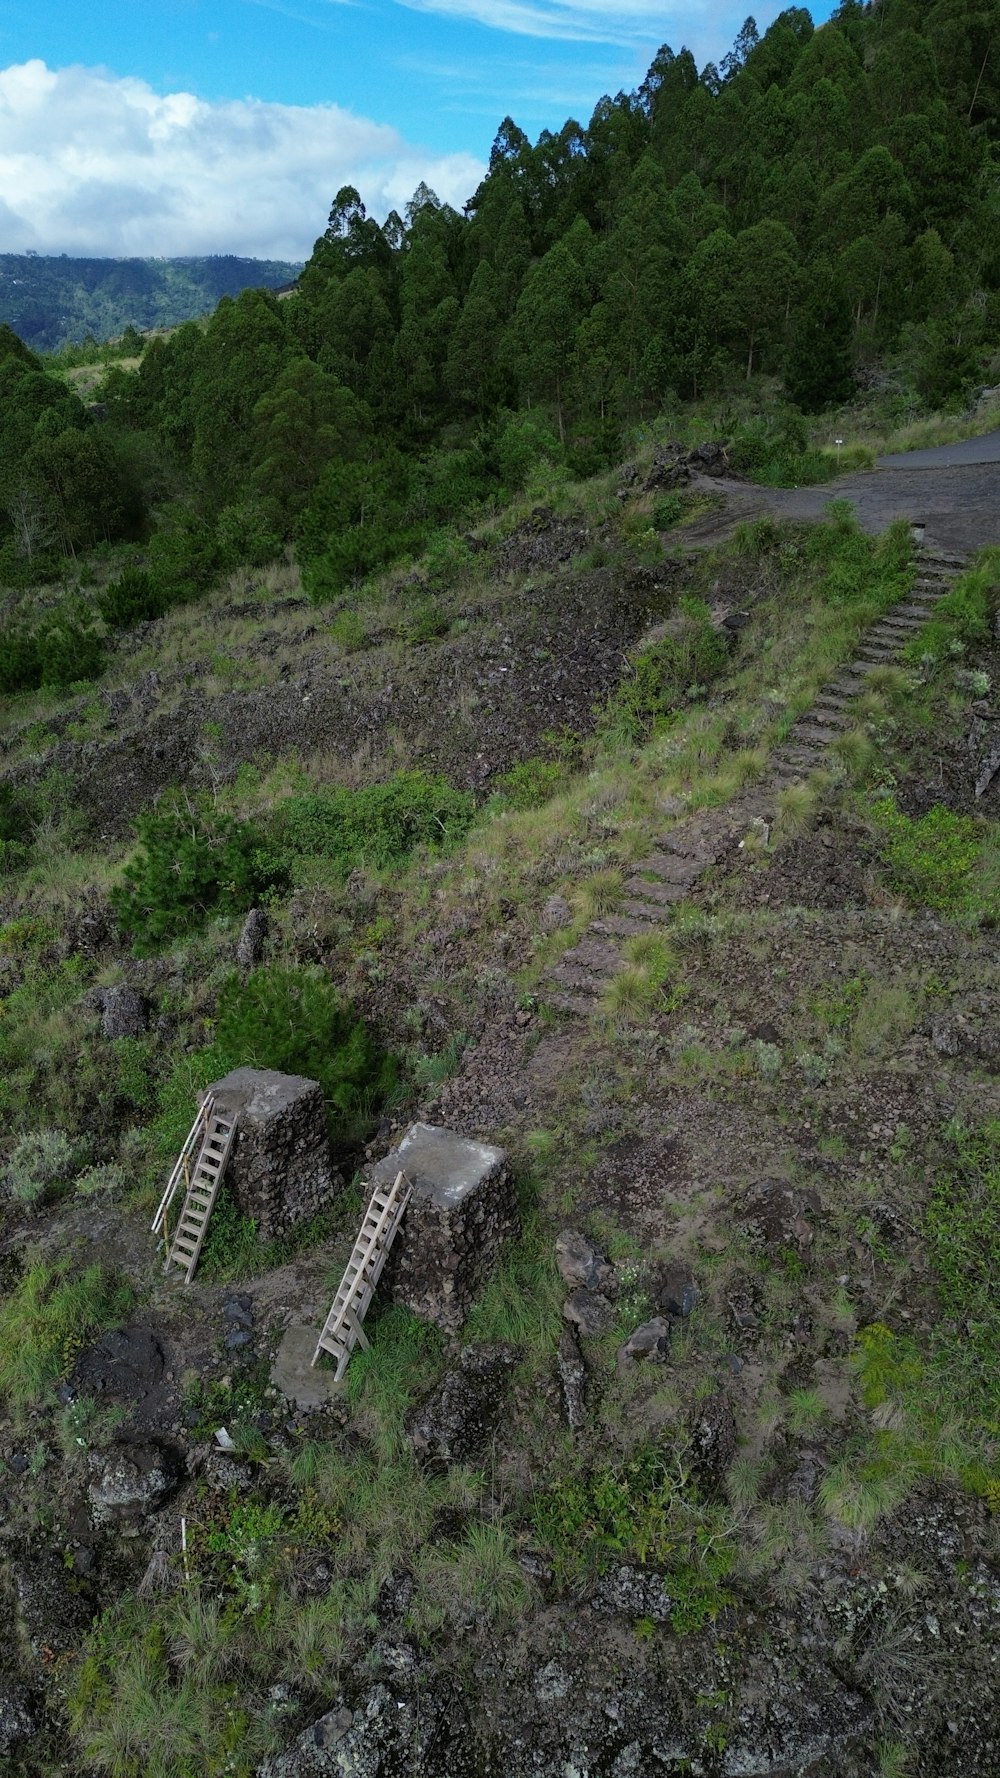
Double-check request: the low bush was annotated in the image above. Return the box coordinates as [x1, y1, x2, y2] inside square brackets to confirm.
[0, 606, 105, 693]
[926, 1121, 1000, 1398]
[531, 1441, 736, 1631]
[603, 596, 730, 744]
[905, 548, 1000, 666]
[97, 567, 166, 629]
[212, 965, 397, 1146]
[872, 797, 995, 916]
[112, 801, 289, 950]
[0, 783, 34, 873]
[274, 770, 474, 877]
[4, 1126, 79, 1206]
[488, 757, 568, 811]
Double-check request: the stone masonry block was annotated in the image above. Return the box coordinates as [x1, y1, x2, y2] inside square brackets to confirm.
[203, 1067, 339, 1241]
[368, 1123, 517, 1334]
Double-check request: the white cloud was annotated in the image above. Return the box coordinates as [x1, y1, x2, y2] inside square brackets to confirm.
[0, 60, 485, 259]
[396, 0, 790, 57]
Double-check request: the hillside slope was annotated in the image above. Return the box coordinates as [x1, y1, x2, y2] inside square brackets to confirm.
[0, 254, 301, 352]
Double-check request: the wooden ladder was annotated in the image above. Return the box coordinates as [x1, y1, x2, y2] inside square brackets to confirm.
[161, 1102, 239, 1284]
[312, 1171, 412, 1379]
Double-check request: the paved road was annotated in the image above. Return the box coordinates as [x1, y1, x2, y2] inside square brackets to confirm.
[877, 428, 1000, 469]
[687, 428, 1000, 556]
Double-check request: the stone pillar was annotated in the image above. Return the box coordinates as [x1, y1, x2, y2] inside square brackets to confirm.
[366, 1123, 517, 1333]
[203, 1067, 339, 1241]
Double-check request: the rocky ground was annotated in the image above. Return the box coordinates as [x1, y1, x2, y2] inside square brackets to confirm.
[1, 489, 999, 1777]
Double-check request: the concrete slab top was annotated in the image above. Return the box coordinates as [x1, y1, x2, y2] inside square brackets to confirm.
[370, 1122, 506, 1208]
[270, 1323, 341, 1410]
[204, 1067, 320, 1123]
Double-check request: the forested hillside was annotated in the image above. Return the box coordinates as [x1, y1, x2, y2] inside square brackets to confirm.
[1, 0, 999, 626]
[0, 254, 301, 354]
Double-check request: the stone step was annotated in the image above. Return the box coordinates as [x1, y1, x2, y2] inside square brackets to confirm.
[622, 897, 677, 923]
[788, 723, 843, 746]
[592, 914, 669, 939]
[654, 828, 726, 864]
[854, 646, 899, 663]
[633, 851, 706, 885]
[826, 676, 866, 696]
[878, 614, 926, 629]
[806, 703, 851, 725]
[845, 658, 890, 676]
[561, 938, 623, 974]
[548, 963, 606, 996]
[625, 875, 688, 905]
[893, 604, 934, 620]
[772, 753, 818, 775]
[545, 991, 597, 1018]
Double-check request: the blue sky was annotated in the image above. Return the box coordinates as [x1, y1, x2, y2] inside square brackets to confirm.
[0, 1, 836, 258]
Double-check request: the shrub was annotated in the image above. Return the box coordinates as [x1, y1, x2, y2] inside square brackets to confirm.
[0, 608, 104, 693]
[872, 798, 992, 915]
[0, 626, 42, 694]
[604, 596, 730, 744]
[926, 1121, 1000, 1382]
[36, 608, 105, 687]
[112, 801, 289, 950]
[489, 758, 568, 811]
[274, 770, 474, 877]
[652, 493, 684, 529]
[0, 782, 33, 848]
[4, 1127, 79, 1206]
[212, 965, 396, 1146]
[97, 568, 166, 629]
[75, 1163, 127, 1199]
[531, 1442, 735, 1630]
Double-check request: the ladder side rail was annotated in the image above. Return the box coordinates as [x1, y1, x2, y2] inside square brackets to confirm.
[317, 1176, 409, 1343]
[163, 1108, 237, 1282]
[313, 1175, 411, 1365]
[181, 1114, 239, 1282]
[319, 1175, 410, 1333]
[152, 1095, 215, 1234]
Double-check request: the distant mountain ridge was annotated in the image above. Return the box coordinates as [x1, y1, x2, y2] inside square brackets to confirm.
[0, 254, 302, 353]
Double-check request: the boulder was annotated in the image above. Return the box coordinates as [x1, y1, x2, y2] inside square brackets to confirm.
[556, 1327, 586, 1429]
[0, 1684, 36, 1756]
[88, 1439, 183, 1524]
[408, 1344, 518, 1463]
[655, 1262, 699, 1320]
[555, 1228, 615, 1293]
[689, 1391, 737, 1496]
[617, 1316, 671, 1368]
[101, 984, 149, 1039]
[540, 894, 572, 933]
[562, 1288, 614, 1338]
[590, 1563, 674, 1623]
[74, 1325, 165, 1404]
[237, 907, 269, 967]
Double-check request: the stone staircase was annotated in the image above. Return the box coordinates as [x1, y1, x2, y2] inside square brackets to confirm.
[544, 548, 967, 1017]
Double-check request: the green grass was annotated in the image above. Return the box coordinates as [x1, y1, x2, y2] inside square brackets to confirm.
[0, 1253, 134, 1411]
[530, 1441, 736, 1631]
[871, 797, 999, 918]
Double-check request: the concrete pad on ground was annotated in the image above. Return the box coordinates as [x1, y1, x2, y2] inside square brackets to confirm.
[270, 1322, 342, 1410]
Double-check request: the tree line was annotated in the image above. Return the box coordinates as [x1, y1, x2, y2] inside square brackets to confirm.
[2, 0, 999, 610]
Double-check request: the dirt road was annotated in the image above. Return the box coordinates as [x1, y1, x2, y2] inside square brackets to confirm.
[686, 428, 1000, 555]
